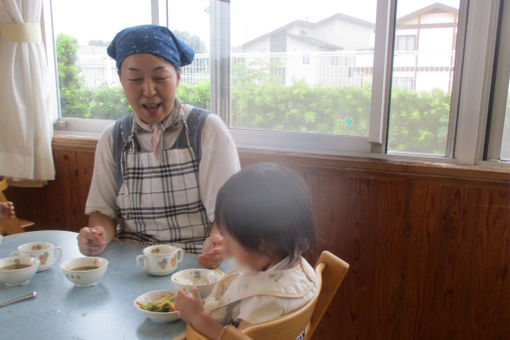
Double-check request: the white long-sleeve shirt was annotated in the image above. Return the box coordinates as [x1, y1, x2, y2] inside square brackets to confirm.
[85, 104, 241, 222]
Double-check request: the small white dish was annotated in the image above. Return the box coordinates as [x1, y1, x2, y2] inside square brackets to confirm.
[134, 289, 179, 323]
[0, 256, 40, 286]
[171, 268, 222, 298]
[60, 257, 108, 287]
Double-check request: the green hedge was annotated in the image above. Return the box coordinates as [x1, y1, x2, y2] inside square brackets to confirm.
[61, 80, 453, 154]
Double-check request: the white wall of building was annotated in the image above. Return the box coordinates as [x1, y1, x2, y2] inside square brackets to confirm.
[311, 18, 373, 50]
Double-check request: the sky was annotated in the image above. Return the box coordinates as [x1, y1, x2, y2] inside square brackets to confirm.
[51, 0, 461, 49]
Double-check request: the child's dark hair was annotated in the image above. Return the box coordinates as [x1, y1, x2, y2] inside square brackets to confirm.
[215, 163, 316, 264]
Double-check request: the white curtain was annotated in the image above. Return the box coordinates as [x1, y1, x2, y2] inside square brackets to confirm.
[0, 0, 55, 181]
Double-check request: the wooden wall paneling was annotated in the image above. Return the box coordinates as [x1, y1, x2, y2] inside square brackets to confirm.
[3, 139, 510, 339]
[6, 146, 95, 231]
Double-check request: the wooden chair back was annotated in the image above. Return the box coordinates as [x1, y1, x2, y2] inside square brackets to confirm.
[184, 251, 349, 340]
[0, 178, 34, 235]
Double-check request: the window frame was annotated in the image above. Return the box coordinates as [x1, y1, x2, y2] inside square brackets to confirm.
[395, 35, 417, 51]
[454, 0, 502, 165]
[44, 0, 510, 168]
[485, 0, 510, 162]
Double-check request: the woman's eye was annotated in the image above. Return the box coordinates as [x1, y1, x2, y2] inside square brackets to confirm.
[128, 78, 142, 82]
[155, 77, 167, 81]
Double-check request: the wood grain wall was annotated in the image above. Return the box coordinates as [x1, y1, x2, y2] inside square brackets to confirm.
[5, 137, 510, 340]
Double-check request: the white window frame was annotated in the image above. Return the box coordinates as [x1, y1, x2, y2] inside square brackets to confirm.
[485, 0, 510, 162]
[44, 0, 510, 168]
[455, 0, 502, 165]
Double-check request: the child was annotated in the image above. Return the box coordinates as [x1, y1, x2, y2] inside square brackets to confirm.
[176, 163, 317, 339]
[0, 201, 15, 220]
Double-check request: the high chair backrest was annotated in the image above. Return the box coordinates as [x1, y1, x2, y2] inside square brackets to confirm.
[0, 177, 34, 235]
[304, 250, 350, 339]
[184, 251, 349, 340]
[239, 262, 324, 339]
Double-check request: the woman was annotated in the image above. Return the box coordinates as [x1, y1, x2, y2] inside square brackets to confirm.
[78, 25, 240, 268]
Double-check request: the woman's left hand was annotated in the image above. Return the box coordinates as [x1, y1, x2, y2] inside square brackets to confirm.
[176, 288, 205, 324]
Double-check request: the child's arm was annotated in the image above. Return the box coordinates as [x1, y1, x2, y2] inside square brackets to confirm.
[176, 288, 224, 340]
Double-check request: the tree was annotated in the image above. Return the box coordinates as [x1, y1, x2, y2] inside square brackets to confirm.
[56, 33, 130, 119]
[56, 33, 89, 117]
[56, 34, 81, 91]
[173, 30, 207, 53]
[54, 32, 451, 154]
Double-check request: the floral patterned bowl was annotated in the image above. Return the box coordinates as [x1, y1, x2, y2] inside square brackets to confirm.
[171, 268, 222, 298]
[60, 257, 108, 287]
[134, 289, 180, 323]
[0, 255, 40, 286]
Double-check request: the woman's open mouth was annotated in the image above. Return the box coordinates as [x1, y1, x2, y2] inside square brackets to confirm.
[143, 103, 161, 115]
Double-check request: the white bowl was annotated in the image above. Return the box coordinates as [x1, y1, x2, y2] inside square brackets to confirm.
[0, 234, 3, 247]
[134, 289, 180, 322]
[60, 257, 108, 287]
[171, 268, 222, 298]
[0, 256, 40, 286]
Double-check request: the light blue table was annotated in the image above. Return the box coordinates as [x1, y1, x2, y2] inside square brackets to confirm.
[0, 231, 228, 340]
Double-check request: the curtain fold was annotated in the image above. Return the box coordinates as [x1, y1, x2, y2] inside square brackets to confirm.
[0, 0, 56, 181]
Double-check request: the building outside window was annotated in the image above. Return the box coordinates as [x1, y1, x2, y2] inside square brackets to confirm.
[45, 0, 509, 166]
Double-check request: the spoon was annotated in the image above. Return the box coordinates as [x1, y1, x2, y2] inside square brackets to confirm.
[0, 291, 37, 308]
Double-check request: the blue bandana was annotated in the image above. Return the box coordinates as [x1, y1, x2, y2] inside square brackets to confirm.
[107, 25, 194, 69]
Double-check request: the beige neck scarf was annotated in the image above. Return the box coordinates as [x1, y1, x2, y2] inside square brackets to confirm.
[133, 98, 182, 162]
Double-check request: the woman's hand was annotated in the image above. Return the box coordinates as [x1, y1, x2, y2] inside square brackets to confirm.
[78, 226, 107, 255]
[198, 233, 225, 268]
[176, 288, 205, 324]
[0, 201, 15, 220]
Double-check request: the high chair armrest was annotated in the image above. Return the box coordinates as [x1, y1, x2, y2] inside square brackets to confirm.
[218, 326, 252, 340]
[185, 323, 252, 340]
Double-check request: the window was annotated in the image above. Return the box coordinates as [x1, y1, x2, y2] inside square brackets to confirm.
[45, 0, 509, 166]
[387, 1, 461, 155]
[486, 0, 510, 162]
[396, 35, 417, 51]
[229, 0, 377, 140]
[49, 0, 210, 119]
[50, 0, 153, 120]
[167, 0, 211, 111]
[502, 87, 510, 160]
[393, 77, 415, 90]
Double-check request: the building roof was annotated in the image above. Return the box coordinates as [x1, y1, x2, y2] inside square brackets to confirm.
[397, 2, 458, 24]
[240, 3, 457, 50]
[241, 13, 373, 49]
[287, 33, 343, 50]
[314, 12, 374, 29]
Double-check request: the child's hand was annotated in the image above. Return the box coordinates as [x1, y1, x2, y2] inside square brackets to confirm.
[176, 288, 224, 339]
[175, 288, 205, 324]
[0, 201, 15, 220]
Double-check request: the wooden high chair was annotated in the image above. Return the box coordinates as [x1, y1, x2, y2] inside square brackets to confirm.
[183, 251, 350, 340]
[0, 177, 35, 235]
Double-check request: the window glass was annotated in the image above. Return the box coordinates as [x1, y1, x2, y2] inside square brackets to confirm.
[500, 78, 510, 160]
[387, 0, 461, 155]
[486, 0, 510, 161]
[230, 0, 377, 136]
[52, 0, 151, 119]
[167, 0, 211, 110]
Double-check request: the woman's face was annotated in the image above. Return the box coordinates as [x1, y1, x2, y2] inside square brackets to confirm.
[119, 53, 180, 124]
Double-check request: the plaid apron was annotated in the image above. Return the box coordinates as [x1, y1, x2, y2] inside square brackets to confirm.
[116, 115, 211, 254]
